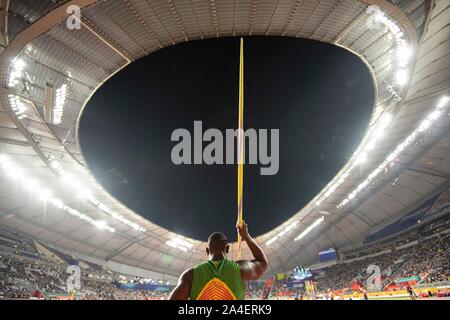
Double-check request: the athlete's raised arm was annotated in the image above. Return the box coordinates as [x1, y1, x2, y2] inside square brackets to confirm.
[168, 268, 193, 300]
[236, 221, 268, 281]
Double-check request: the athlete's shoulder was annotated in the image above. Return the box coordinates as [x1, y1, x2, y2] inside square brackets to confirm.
[193, 261, 210, 270]
[225, 259, 241, 269]
[180, 267, 194, 280]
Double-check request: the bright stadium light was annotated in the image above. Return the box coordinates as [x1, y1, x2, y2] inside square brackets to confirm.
[0, 154, 115, 233]
[315, 111, 393, 207]
[395, 69, 409, 86]
[8, 95, 27, 119]
[53, 84, 67, 125]
[1, 160, 24, 180]
[315, 169, 352, 206]
[356, 152, 367, 164]
[337, 95, 450, 209]
[49, 198, 64, 209]
[93, 220, 108, 231]
[23, 178, 40, 193]
[52, 166, 146, 232]
[371, 8, 412, 90]
[8, 58, 25, 87]
[397, 44, 412, 67]
[371, 112, 393, 141]
[60, 174, 93, 200]
[97, 203, 146, 232]
[294, 216, 324, 242]
[49, 159, 65, 175]
[428, 109, 441, 121]
[379, 112, 393, 129]
[376, 10, 409, 50]
[12, 58, 26, 70]
[38, 188, 53, 201]
[166, 237, 193, 252]
[417, 119, 432, 132]
[266, 220, 299, 246]
[47, 159, 145, 232]
[60, 205, 114, 233]
[397, 44, 411, 59]
[437, 96, 449, 108]
[364, 138, 377, 152]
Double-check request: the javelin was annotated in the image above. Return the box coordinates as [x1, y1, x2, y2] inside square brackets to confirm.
[237, 37, 244, 259]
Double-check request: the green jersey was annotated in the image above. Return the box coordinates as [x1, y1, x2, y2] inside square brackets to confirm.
[190, 259, 245, 300]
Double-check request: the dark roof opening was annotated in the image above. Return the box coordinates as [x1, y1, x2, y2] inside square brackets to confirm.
[79, 36, 374, 241]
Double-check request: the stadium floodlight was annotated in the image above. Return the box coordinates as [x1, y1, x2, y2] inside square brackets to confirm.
[166, 237, 193, 252]
[266, 220, 299, 246]
[417, 119, 432, 132]
[379, 112, 393, 129]
[173, 237, 193, 249]
[376, 10, 408, 48]
[0, 154, 115, 233]
[60, 174, 93, 200]
[372, 9, 412, 89]
[49, 163, 145, 232]
[315, 112, 393, 206]
[8, 95, 27, 119]
[437, 96, 449, 108]
[60, 205, 115, 233]
[355, 152, 367, 164]
[397, 44, 412, 67]
[395, 69, 408, 86]
[53, 84, 67, 125]
[93, 220, 108, 231]
[294, 216, 324, 242]
[78, 189, 94, 200]
[49, 198, 64, 209]
[1, 161, 24, 180]
[8, 58, 25, 87]
[23, 178, 40, 193]
[397, 44, 411, 59]
[38, 188, 53, 201]
[97, 203, 146, 232]
[315, 168, 352, 206]
[364, 138, 377, 152]
[49, 160, 65, 175]
[428, 109, 441, 121]
[337, 95, 450, 209]
[55, 169, 146, 232]
[372, 112, 393, 141]
[12, 58, 26, 70]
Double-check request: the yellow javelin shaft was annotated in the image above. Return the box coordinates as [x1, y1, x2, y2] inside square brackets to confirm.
[237, 37, 244, 259]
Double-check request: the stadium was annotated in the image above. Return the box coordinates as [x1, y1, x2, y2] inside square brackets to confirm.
[0, 0, 449, 302]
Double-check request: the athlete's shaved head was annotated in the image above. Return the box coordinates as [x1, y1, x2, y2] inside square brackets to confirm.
[208, 232, 227, 246]
[206, 232, 229, 258]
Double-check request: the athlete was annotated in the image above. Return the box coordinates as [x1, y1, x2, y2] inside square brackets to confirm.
[406, 285, 417, 300]
[169, 221, 268, 300]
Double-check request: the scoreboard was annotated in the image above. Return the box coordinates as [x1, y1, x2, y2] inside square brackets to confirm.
[318, 248, 338, 262]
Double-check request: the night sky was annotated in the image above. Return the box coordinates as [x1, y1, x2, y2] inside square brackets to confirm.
[79, 37, 374, 241]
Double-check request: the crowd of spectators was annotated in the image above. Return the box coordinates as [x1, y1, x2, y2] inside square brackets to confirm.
[0, 215, 449, 300]
[0, 229, 39, 259]
[80, 280, 169, 300]
[244, 217, 450, 299]
[0, 254, 169, 300]
[341, 215, 450, 260]
[313, 232, 449, 292]
[0, 256, 65, 299]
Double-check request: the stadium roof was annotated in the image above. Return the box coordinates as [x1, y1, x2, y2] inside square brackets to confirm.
[0, 0, 448, 277]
